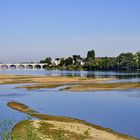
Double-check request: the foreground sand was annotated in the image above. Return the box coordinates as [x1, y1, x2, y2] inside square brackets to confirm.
[8, 101, 137, 140]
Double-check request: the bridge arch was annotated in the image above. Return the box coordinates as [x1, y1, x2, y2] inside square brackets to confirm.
[42, 65, 47, 69]
[26, 65, 33, 69]
[34, 64, 41, 69]
[18, 65, 25, 69]
[1, 65, 8, 69]
[10, 65, 16, 69]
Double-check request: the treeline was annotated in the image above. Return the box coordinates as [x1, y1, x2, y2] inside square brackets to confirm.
[40, 50, 140, 71]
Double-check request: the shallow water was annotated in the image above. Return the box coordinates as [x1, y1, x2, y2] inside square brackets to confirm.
[0, 70, 140, 138]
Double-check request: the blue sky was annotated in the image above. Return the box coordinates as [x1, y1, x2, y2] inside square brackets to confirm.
[0, 0, 140, 62]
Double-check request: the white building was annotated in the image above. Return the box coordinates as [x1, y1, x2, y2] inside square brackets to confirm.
[51, 58, 61, 66]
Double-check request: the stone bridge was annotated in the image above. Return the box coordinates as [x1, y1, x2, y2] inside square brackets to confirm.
[0, 63, 48, 69]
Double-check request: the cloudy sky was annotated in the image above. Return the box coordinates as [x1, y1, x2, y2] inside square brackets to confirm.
[0, 0, 140, 62]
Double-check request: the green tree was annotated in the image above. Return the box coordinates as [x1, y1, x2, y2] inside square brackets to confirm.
[98, 57, 115, 70]
[135, 51, 140, 69]
[64, 57, 73, 66]
[115, 53, 134, 70]
[59, 58, 65, 66]
[87, 50, 95, 60]
[84, 60, 97, 70]
[40, 57, 52, 65]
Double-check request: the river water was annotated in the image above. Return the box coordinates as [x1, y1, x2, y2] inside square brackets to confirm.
[0, 69, 140, 139]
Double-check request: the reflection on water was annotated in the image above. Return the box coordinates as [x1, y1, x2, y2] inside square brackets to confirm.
[0, 70, 140, 138]
[125, 89, 140, 98]
[0, 69, 140, 79]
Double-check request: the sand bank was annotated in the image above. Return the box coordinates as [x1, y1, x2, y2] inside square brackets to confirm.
[8, 101, 137, 140]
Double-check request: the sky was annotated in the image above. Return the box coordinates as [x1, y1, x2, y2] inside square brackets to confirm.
[0, 0, 140, 62]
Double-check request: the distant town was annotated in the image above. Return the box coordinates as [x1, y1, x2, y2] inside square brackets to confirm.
[40, 50, 140, 71]
[0, 50, 139, 71]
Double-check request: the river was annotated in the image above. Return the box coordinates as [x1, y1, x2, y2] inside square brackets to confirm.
[0, 69, 140, 139]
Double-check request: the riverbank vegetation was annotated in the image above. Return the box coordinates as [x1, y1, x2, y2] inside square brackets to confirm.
[40, 50, 140, 71]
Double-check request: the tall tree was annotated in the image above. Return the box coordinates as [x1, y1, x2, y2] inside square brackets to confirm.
[87, 50, 95, 60]
[64, 57, 73, 66]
